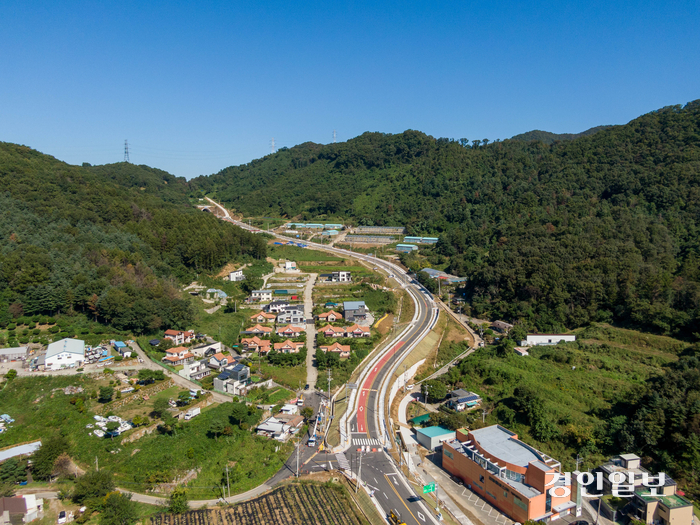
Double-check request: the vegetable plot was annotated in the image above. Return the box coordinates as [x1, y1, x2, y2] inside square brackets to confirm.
[150, 483, 367, 525]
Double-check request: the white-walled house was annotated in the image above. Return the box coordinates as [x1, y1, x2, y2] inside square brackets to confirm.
[229, 269, 245, 281]
[251, 289, 273, 302]
[521, 334, 576, 346]
[45, 338, 85, 370]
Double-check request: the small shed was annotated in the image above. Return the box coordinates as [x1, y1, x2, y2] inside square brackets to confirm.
[415, 426, 456, 451]
[409, 414, 432, 427]
[514, 347, 529, 357]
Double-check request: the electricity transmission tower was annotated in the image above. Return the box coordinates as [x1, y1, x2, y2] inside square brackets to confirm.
[333, 130, 337, 143]
[270, 137, 276, 154]
[123, 140, 130, 163]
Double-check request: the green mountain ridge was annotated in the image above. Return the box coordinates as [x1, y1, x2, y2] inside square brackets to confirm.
[509, 125, 613, 144]
[0, 143, 266, 333]
[192, 100, 700, 336]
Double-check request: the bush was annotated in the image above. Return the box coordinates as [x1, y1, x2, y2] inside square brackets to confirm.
[32, 329, 40, 335]
[48, 326, 60, 334]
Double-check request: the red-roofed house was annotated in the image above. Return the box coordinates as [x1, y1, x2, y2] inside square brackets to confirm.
[319, 342, 351, 358]
[162, 346, 194, 365]
[346, 324, 370, 338]
[273, 340, 304, 354]
[209, 352, 229, 369]
[317, 310, 342, 322]
[320, 325, 346, 338]
[247, 324, 273, 335]
[164, 329, 195, 345]
[250, 311, 276, 324]
[241, 336, 272, 354]
[275, 325, 306, 337]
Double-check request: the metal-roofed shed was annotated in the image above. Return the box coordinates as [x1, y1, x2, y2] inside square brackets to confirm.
[415, 426, 456, 451]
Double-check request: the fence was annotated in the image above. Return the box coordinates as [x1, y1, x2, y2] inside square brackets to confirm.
[345, 235, 396, 244]
[354, 226, 406, 234]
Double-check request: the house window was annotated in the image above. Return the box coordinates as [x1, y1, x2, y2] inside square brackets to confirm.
[480, 475, 485, 483]
[503, 491, 508, 498]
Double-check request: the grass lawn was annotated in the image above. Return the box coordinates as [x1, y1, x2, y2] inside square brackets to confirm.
[259, 363, 308, 390]
[267, 244, 343, 262]
[0, 375, 293, 499]
[246, 385, 295, 405]
[451, 323, 686, 472]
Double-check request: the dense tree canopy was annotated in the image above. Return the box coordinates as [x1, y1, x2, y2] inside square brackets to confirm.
[0, 144, 266, 333]
[193, 101, 700, 336]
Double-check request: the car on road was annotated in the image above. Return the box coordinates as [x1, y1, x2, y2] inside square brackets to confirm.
[304, 384, 310, 390]
[57, 511, 66, 524]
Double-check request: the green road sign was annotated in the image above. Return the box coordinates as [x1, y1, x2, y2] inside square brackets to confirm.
[423, 482, 436, 494]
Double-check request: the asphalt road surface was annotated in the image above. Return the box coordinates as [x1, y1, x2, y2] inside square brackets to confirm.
[209, 200, 442, 524]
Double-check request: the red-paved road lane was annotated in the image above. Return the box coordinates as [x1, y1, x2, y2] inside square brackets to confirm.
[356, 341, 405, 434]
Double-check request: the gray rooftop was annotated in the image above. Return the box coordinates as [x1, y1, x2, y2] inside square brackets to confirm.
[530, 460, 554, 473]
[46, 338, 85, 358]
[344, 301, 366, 310]
[469, 425, 543, 467]
[0, 346, 29, 357]
[620, 453, 640, 461]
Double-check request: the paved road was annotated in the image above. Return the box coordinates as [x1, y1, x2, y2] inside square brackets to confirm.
[206, 199, 442, 523]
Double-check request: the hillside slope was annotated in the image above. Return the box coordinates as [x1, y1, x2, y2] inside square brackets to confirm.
[509, 125, 613, 143]
[193, 101, 700, 335]
[0, 144, 266, 332]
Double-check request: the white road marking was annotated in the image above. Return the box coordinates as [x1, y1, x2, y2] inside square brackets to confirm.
[417, 512, 425, 521]
[384, 493, 388, 499]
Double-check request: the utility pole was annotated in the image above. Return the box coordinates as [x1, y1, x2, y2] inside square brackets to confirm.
[226, 466, 230, 499]
[356, 452, 363, 493]
[482, 409, 487, 424]
[271, 137, 276, 154]
[123, 140, 130, 163]
[575, 454, 581, 472]
[296, 439, 300, 478]
[95, 456, 98, 472]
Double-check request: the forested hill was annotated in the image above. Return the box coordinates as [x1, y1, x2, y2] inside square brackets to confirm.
[509, 125, 612, 144]
[193, 101, 700, 336]
[0, 143, 266, 332]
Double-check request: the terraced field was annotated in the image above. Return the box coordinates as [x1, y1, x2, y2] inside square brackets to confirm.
[150, 483, 369, 525]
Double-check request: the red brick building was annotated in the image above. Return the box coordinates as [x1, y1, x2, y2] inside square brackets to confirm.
[442, 425, 575, 523]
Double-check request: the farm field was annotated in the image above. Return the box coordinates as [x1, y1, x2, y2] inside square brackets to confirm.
[149, 482, 370, 525]
[267, 244, 343, 262]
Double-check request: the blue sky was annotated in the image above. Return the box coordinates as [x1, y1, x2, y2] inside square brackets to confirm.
[1, 0, 698, 179]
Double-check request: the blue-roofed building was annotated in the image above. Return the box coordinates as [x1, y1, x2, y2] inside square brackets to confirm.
[396, 243, 418, 253]
[306, 223, 324, 229]
[343, 300, 368, 322]
[447, 389, 482, 411]
[415, 426, 456, 451]
[113, 341, 127, 353]
[422, 237, 439, 244]
[404, 236, 423, 243]
[324, 223, 343, 229]
[149, 339, 160, 346]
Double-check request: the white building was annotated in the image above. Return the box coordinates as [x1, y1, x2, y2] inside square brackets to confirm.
[251, 289, 273, 302]
[45, 339, 85, 370]
[284, 261, 297, 271]
[330, 271, 352, 282]
[229, 269, 245, 282]
[521, 334, 576, 346]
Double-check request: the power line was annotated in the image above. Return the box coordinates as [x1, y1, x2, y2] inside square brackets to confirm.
[123, 140, 130, 163]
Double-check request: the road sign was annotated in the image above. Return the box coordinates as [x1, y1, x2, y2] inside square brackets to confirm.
[347, 383, 358, 389]
[423, 482, 437, 494]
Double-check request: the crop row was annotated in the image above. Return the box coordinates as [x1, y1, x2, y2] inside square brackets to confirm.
[149, 484, 362, 525]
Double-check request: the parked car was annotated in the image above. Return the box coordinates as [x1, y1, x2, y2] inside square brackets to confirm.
[304, 384, 310, 390]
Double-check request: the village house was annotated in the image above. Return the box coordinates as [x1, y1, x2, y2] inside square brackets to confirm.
[190, 341, 223, 358]
[521, 334, 576, 346]
[343, 300, 368, 322]
[320, 325, 346, 338]
[447, 389, 482, 411]
[251, 289, 273, 302]
[241, 336, 271, 354]
[209, 352, 229, 370]
[276, 306, 305, 325]
[330, 271, 352, 282]
[318, 310, 342, 322]
[164, 329, 195, 345]
[266, 299, 291, 313]
[346, 324, 370, 338]
[214, 364, 250, 396]
[0, 494, 44, 523]
[273, 340, 304, 354]
[319, 342, 351, 358]
[178, 359, 211, 381]
[249, 311, 276, 324]
[162, 346, 194, 365]
[229, 269, 245, 282]
[275, 325, 306, 338]
[243, 324, 274, 336]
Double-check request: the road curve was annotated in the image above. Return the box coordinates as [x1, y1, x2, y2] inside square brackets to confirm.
[206, 199, 443, 525]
